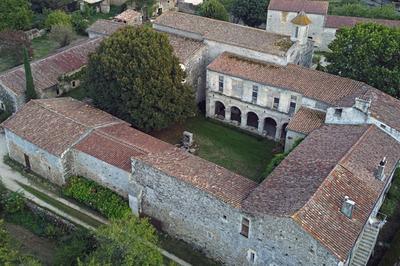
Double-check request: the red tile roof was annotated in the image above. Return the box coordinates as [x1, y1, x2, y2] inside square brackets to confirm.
[326, 15, 400, 29]
[86, 19, 127, 36]
[244, 124, 400, 260]
[287, 107, 325, 134]
[1, 98, 123, 155]
[155, 12, 293, 56]
[0, 38, 102, 97]
[207, 53, 366, 106]
[268, 0, 329, 15]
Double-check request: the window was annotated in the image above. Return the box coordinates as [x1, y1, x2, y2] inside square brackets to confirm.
[294, 26, 299, 38]
[0, 101, 5, 111]
[334, 108, 343, 118]
[252, 85, 258, 104]
[71, 80, 77, 88]
[289, 96, 297, 114]
[273, 97, 280, 110]
[247, 250, 256, 264]
[218, 76, 224, 92]
[381, 124, 386, 129]
[240, 217, 250, 238]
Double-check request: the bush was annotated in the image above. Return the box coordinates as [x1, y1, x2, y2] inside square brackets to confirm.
[62, 176, 131, 219]
[197, 0, 229, 21]
[49, 24, 76, 47]
[2, 191, 25, 214]
[380, 169, 400, 218]
[71, 12, 89, 35]
[330, 3, 400, 20]
[45, 10, 72, 29]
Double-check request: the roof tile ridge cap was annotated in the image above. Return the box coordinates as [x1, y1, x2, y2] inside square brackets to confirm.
[93, 125, 149, 155]
[338, 125, 374, 166]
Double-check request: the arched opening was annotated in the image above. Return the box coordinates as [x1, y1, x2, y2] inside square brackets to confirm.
[214, 101, 225, 119]
[247, 112, 259, 128]
[264, 117, 277, 138]
[230, 106, 241, 124]
[281, 123, 288, 140]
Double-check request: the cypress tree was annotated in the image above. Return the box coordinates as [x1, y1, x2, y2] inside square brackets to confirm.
[23, 47, 37, 101]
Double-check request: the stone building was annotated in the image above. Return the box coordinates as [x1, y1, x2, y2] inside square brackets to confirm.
[86, 19, 127, 38]
[153, 11, 314, 67]
[266, 0, 400, 50]
[0, 38, 101, 112]
[114, 9, 143, 25]
[3, 94, 400, 265]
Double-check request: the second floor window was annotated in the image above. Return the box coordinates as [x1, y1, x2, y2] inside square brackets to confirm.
[289, 102, 296, 114]
[218, 76, 224, 92]
[241, 217, 250, 238]
[273, 97, 280, 110]
[252, 86, 258, 104]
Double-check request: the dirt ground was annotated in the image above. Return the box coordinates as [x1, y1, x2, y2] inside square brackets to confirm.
[5, 222, 57, 266]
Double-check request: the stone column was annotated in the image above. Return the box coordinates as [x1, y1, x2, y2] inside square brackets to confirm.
[275, 124, 283, 141]
[241, 112, 248, 128]
[225, 107, 231, 121]
[258, 117, 264, 135]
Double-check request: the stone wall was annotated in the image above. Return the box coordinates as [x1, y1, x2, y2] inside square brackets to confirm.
[131, 158, 340, 265]
[184, 45, 208, 103]
[285, 130, 305, 152]
[70, 149, 132, 197]
[0, 83, 25, 112]
[4, 129, 65, 185]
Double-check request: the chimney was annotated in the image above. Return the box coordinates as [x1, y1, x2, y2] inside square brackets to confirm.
[376, 157, 387, 181]
[341, 196, 355, 219]
[354, 97, 371, 114]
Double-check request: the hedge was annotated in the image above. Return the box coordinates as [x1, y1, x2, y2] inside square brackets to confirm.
[62, 176, 131, 219]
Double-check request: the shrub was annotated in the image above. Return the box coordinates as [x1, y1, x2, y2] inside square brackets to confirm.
[62, 176, 131, 219]
[71, 12, 88, 35]
[45, 10, 72, 29]
[197, 0, 229, 21]
[49, 24, 76, 47]
[2, 191, 25, 214]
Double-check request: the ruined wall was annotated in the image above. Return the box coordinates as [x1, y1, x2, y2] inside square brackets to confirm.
[131, 159, 340, 265]
[4, 129, 65, 185]
[285, 130, 306, 152]
[70, 149, 133, 197]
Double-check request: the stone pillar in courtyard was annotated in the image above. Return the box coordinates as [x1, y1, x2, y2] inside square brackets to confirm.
[241, 113, 247, 128]
[258, 118, 265, 135]
[275, 125, 283, 141]
[225, 107, 231, 121]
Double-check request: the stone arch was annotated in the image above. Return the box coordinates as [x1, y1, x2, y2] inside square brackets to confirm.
[281, 123, 288, 140]
[247, 112, 259, 128]
[214, 101, 225, 119]
[264, 117, 277, 138]
[230, 106, 241, 124]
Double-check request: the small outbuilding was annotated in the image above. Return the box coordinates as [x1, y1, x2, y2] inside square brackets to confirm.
[114, 9, 143, 25]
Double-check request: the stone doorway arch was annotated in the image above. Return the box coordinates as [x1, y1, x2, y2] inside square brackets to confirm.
[247, 112, 259, 128]
[264, 117, 277, 138]
[230, 106, 241, 124]
[214, 101, 225, 119]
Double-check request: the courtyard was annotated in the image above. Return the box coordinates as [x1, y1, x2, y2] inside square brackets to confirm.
[151, 116, 281, 182]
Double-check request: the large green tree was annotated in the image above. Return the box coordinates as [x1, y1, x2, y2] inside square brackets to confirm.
[326, 23, 400, 98]
[231, 0, 269, 27]
[198, 0, 229, 21]
[330, 3, 400, 20]
[0, 0, 33, 31]
[86, 27, 196, 132]
[82, 215, 163, 265]
[44, 10, 72, 29]
[23, 47, 37, 101]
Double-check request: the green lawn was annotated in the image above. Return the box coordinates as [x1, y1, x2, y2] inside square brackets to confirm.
[63, 85, 89, 100]
[152, 116, 281, 182]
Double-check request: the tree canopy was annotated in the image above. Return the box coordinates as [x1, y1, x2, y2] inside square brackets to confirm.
[198, 0, 229, 21]
[330, 3, 400, 20]
[82, 215, 163, 265]
[0, 0, 33, 31]
[86, 26, 196, 132]
[231, 0, 269, 27]
[23, 47, 37, 101]
[326, 23, 400, 98]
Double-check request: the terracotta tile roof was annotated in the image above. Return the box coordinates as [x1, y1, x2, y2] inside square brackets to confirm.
[78, 123, 257, 207]
[326, 15, 400, 29]
[268, 0, 329, 15]
[1, 98, 123, 156]
[287, 107, 325, 134]
[243, 124, 369, 217]
[114, 9, 142, 22]
[86, 19, 127, 36]
[207, 52, 367, 105]
[166, 33, 206, 63]
[293, 126, 400, 260]
[136, 147, 258, 208]
[154, 12, 293, 56]
[0, 38, 101, 97]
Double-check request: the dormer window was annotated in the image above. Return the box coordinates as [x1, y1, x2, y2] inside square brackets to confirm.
[334, 108, 343, 118]
[341, 196, 355, 219]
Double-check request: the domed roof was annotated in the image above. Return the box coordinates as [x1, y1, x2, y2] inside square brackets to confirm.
[291, 11, 312, 26]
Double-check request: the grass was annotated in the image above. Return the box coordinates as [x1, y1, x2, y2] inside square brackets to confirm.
[17, 182, 103, 228]
[151, 116, 280, 182]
